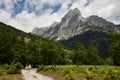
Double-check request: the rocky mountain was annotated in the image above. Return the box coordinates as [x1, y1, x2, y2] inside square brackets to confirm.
[32, 8, 120, 40]
[86, 15, 120, 33]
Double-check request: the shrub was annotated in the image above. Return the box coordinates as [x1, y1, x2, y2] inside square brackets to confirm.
[0, 65, 7, 75]
[37, 65, 44, 72]
[64, 70, 71, 75]
[15, 62, 24, 73]
[7, 62, 23, 74]
[0, 77, 6, 80]
[66, 72, 74, 80]
[2, 64, 10, 70]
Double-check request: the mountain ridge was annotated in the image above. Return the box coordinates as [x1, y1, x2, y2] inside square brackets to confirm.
[32, 8, 120, 40]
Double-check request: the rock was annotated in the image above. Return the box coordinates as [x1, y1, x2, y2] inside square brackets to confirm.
[32, 8, 120, 40]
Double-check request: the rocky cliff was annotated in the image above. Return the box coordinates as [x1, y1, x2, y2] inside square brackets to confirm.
[32, 8, 120, 40]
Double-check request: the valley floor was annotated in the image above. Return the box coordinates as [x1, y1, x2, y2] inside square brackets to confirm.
[37, 65, 120, 80]
[39, 71, 86, 80]
[1, 65, 120, 80]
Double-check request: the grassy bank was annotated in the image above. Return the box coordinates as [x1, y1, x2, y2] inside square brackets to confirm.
[0, 75, 23, 80]
[38, 65, 120, 80]
[0, 63, 23, 80]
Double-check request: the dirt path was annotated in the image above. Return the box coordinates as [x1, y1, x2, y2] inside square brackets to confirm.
[21, 69, 53, 80]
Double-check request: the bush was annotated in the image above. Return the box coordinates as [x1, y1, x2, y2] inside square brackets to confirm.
[7, 62, 24, 74]
[66, 72, 74, 80]
[15, 62, 24, 72]
[64, 70, 71, 75]
[2, 64, 10, 70]
[64, 70, 74, 80]
[0, 65, 7, 75]
[37, 65, 43, 72]
[0, 69, 7, 76]
[0, 77, 6, 80]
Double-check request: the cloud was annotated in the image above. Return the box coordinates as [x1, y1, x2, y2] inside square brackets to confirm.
[0, 0, 120, 32]
[0, 10, 11, 23]
[81, 0, 120, 24]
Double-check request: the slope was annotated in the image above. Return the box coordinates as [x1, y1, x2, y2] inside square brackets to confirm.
[61, 30, 112, 58]
[0, 22, 67, 66]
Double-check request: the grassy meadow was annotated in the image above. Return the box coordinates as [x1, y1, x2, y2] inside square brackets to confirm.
[38, 65, 120, 80]
[0, 64, 120, 80]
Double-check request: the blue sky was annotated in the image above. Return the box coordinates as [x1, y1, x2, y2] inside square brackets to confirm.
[0, 0, 120, 32]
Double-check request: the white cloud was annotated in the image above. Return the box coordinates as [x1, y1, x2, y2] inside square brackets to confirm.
[0, 0, 120, 32]
[81, 0, 120, 24]
[97, 5, 115, 18]
[0, 10, 11, 23]
[41, 0, 60, 6]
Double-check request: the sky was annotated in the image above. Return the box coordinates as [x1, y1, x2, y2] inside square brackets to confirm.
[0, 0, 120, 32]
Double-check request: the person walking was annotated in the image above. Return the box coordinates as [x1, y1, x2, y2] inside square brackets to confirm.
[25, 65, 29, 71]
[28, 64, 31, 71]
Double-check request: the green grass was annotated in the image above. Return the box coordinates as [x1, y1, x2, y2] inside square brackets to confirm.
[0, 65, 8, 80]
[0, 63, 23, 80]
[38, 65, 120, 80]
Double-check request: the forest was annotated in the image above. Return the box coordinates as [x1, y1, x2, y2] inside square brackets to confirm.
[0, 22, 120, 80]
[0, 22, 120, 66]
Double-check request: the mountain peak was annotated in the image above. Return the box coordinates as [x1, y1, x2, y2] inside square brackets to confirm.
[72, 8, 80, 13]
[70, 8, 81, 13]
[60, 8, 84, 28]
[32, 8, 120, 40]
[65, 8, 81, 17]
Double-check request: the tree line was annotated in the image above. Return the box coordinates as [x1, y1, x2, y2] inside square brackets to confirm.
[0, 22, 120, 66]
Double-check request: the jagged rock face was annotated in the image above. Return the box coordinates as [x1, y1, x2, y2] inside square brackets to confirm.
[32, 27, 49, 36]
[32, 8, 88, 40]
[86, 15, 120, 32]
[86, 15, 115, 32]
[59, 8, 85, 28]
[32, 22, 59, 38]
[86, 15, 114, 27]
[56, 8, 87, 40]
[32, 8, 120, 40]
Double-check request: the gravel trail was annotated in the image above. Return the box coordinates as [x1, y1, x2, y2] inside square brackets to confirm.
[21, 69, 53, 80]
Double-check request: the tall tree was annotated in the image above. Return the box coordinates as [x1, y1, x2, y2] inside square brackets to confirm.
[87, 42, 102, 65]
[111, 33, 120, 65]
[73, 42, 87, 66]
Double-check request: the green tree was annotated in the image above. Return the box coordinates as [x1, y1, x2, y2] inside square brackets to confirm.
[110, 33, 120, 65]
[73, 42, 87, 66]
[26, 39, 42, 66]
[87, 42, 102, 65]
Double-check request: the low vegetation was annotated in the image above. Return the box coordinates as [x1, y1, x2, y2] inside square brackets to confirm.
[38, 65, 120, 80]
[0, 62, 23, 80]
